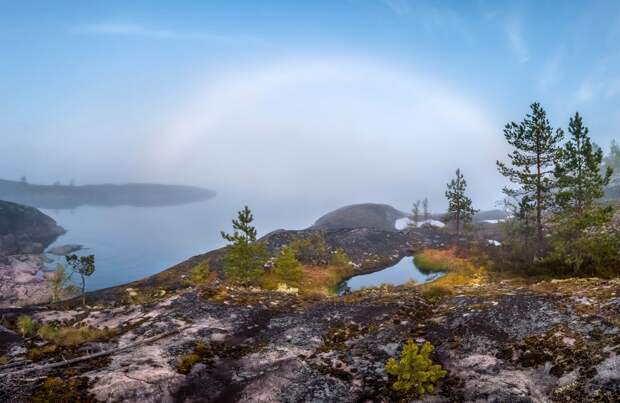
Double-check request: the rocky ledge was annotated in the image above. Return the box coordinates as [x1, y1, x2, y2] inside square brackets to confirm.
[0, 255, 54, 308]
[0, 200, 64, 255]
[0, 201, 65, 307]
[0, 277, 617, 402]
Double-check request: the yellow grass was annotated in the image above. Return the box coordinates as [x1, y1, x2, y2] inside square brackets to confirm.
[261, 264, 353, 297]
[417, 248, 488, 290]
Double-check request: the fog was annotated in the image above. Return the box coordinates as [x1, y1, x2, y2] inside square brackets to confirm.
[4, 57, 509, 221]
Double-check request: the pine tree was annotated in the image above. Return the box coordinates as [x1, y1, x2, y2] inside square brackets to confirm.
[445, 169, 477, 236]
[555, 112, 612, 214]
[409, 200, 421, 228]
[273, 245, 303, 284]
[221, 206, 268, 285]
[422, 197, 430, 223]
[550, 113, 617, 275]
[496, 102, 563, 249]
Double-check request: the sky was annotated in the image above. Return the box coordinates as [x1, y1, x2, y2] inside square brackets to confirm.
[1, 0, 619, 214]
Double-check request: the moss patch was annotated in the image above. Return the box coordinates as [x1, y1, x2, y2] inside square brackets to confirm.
[31, 377, 97, 403]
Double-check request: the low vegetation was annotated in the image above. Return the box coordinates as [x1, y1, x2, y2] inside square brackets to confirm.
[176, 352, 202, 375]
[416, 248, 487, 290]
[385, 340, 447, 397]
[420, 285, 452, 300]
[272, 245, 303, 284]
[186, 261, 214, 288]
[36, 323, 113, 347]
[31, 377, 96, 403]
[16, 314, 36, 337]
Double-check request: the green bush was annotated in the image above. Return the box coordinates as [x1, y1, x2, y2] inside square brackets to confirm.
[223, 242, 269, 285]
[176, 353, 201, 375]
[188, 262, 212, 288]
[16, 315, 36, 337]
[273, 245, 303, 284]
[330, 249, 351, 269]
[385, 340, 447, 396]
[290, 232, 331, 265]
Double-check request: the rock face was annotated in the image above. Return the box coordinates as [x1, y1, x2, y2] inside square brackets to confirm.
[0, 200, 64, 255]
[312, 203, 406, 232]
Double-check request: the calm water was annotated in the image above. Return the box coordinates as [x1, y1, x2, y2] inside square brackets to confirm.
[42, 195, 318, 291]
[339, 256, 443, 294]
[42, 196, 437, 292]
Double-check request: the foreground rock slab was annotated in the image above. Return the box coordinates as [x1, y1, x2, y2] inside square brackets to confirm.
[0, 278, 618, 402]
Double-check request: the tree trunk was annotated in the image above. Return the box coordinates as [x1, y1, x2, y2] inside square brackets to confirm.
[536, 151, 543, 252]
[81, 275, 86, 307]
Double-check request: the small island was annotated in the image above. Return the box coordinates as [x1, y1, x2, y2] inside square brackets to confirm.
[0, 179, 215, 209]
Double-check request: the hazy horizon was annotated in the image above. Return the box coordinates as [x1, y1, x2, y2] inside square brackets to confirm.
[2, 1, 619, 213]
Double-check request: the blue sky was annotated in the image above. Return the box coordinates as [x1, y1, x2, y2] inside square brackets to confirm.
[1, 0, 619, 210]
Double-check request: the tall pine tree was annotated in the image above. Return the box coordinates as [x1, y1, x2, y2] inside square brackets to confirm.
[445, 169, 477, 236]
[496, 102, 563, 250]
[550, 113, 617, 275]
[555, 112, 612, 214]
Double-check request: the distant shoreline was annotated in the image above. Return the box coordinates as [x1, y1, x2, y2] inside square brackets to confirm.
[0, 179, 216, 209]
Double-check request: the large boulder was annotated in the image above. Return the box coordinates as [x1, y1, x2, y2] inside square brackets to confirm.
[312, 203, 406, 232]
[0, 200, 64, 255]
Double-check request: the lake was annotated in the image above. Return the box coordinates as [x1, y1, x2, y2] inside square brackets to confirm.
[42, 196, 439, 292]
[339, 256, 443, 294]
[42, 194, 315, 291]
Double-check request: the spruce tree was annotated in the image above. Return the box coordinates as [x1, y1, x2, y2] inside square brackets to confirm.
[221, 206, 268, 285]
[445, 169, 477, 236]
[496, 102, 563, 249]
[555, 112, 612, 214]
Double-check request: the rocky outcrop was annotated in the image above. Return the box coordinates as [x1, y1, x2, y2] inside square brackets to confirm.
[0, 278, 616, 402]
[312, 203, 406, 231]
[0, 255, 55, 308]
[0, 200, 64, 255]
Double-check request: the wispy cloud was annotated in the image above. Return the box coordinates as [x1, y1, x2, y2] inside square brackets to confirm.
[505, 17, 529, 63]
[380, 0, 411, 16]
[75, 21, 266, 46]
[379, 0, 473, 43]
